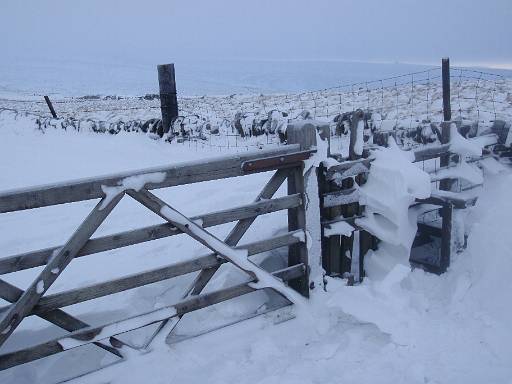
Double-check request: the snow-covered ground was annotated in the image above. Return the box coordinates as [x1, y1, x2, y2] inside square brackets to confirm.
[0, 123, 293, 383]
[1, 116, 511, 384]
[1, 60, 512, 383]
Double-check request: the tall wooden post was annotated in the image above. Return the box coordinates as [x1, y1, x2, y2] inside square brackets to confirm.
[286, 122, 317, 297]
[440, 58, 452, 191]
[439, 57, 453, 273]
[157, 64, 179, 135]
[442, 58, 451, 122]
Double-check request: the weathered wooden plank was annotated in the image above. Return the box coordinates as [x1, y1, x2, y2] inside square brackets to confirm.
[241, 150, 313, 173]
[285, 123, 312, 296]
[412, 144, 451, 162]
[326, 159, 371, 181]
[322, 188, 360, 208]
[0, 193, 301, 275]
[439, 121, 453, 191]
[416, 190, 477, 209]
[318, 162, 344, 276]
[16, 231, 301, 314]
[0, 264, 304, 370]
[0, 145, 302, 213]
[157, 63, 178, 134]
[286, 122, 319, 150]
[358, 230, 373, 281]
[417, 223, 443, 238]
[0, 280, 123, 358]
[327, 135, 498, 181]
[439, 203, 453, 273]
[0, 194, 124, 347]
[166, 293, 292, 345]
[413, 134, 497, 162]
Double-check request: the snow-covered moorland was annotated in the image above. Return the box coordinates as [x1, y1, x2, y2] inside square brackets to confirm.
[0, 68, 512, 383]
[1, 68, 511, 153]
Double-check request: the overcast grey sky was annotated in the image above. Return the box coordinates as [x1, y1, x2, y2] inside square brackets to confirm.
[2, 0, 511, 68]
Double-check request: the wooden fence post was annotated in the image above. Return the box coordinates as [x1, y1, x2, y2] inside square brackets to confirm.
[440, 57, 452, 189]
[44, 96, 58, 119]
[439, 57, 453, 272]
[286, 122, 317, 297]
[439, 202, 453, 272]
[349, 109, 364, 160]
[318, 163, 343, 276]
[157, 64, 179, 136]
[442, 57, 451, 122]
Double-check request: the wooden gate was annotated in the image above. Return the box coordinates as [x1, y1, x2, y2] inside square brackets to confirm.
[0, 144, 313, 372]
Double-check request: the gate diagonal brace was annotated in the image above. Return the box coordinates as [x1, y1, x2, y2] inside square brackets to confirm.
[0, 193, 124, 348]
[127, 189, 306, 307]
[143, 168, 291, 347]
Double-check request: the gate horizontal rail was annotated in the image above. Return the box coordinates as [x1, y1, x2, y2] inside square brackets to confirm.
[0, 193, 302, 274]
[0, 263, 304, 370]
[0, 145, 311, 213]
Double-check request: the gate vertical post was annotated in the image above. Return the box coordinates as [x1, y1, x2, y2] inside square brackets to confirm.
[285, 122, 320, 297]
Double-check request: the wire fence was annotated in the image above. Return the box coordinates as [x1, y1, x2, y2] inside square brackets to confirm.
[1, 66, 511, 152]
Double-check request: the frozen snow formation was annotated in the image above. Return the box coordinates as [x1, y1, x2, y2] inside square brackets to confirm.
[355, 139, 431, 279]
[100, 172, 166, 209]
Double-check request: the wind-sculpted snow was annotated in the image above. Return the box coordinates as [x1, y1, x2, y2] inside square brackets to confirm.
[356, 139, 431, 279]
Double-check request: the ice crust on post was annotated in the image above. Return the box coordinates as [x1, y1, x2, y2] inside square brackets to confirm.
[302, 128, 330, 286]
[324, 221, 354, 237]
[355, 139, 431, 279]
[354, 119, 364, 156]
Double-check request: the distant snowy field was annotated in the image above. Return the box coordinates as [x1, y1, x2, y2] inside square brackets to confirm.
[0, 59, 442, 97]
[1, 60, 512, 383]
